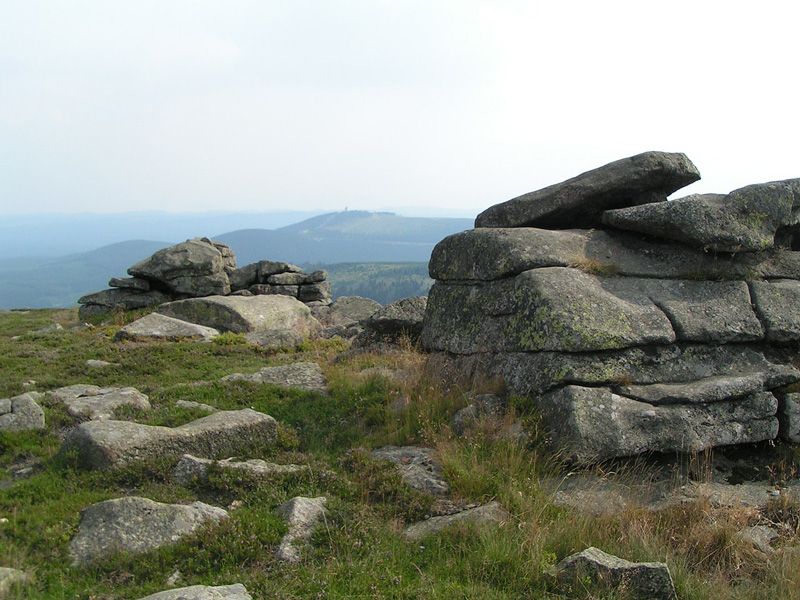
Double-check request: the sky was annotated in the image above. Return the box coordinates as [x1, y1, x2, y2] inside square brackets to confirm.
[1, 0, 798, 216]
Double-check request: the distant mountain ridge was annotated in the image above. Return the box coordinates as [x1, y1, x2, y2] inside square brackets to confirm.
[0, 211, 472, 308]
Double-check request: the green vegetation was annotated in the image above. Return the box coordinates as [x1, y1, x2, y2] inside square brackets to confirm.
[1, 309, 800, 598]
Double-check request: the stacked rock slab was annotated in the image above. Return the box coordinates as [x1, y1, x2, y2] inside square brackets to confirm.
[78, 238, 331, 319]
[421, 151, 800, 463]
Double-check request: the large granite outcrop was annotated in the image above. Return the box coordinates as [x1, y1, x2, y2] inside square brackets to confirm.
[78, 238, 332, 320]
[422, 151, 800, 463]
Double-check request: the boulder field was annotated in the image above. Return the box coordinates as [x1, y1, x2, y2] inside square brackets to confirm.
[422, 151, 800, 463]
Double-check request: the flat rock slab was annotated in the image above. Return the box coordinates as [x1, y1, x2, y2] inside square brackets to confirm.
[86, 359, 118, 368]
[541, 386, 779, 463]
[425, 338, 800, 399]
[429, 227, 800, 283]
[115, 313, 220, 342]
[553, 547, 677, 600]
[59, 409, 277, 470]
[403, 501, 510, 541]
[0, 393, 45, 432]
[475, 151, 699, 229]
[614, 373, 773, 405]
[222, 362, 328, 394]
[0, 567, 29, 595]
[174, 454, 308, 486]
[70, 496, 228, 566]
[275, 496, 327, 563]
[602, 180, 797, 252]
[138, 584, 252, 600]
[176, 400, 218, 414]
[371, 446, 450, 495]
[158, 295, 319, 336]
[50, 384, 151, 420]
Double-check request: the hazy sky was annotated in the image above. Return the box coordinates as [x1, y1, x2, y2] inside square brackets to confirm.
[1, 1, 798, 216]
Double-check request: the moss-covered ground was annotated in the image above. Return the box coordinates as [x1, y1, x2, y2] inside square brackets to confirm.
[1, 309, 800, 599]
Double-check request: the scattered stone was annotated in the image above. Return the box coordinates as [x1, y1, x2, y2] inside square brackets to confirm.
[20, 380, 36, 389]
[59, 409, 277, 470]
[371, 446, 449, 495]
[158, 295, 320, 349]
[30, 322, 63, 336]
[49, 384, 151, 420]
[275, 496, 327, 563]
[176, 400, 218, 414]
[0, 393, 45, 432]
[137, 584, 252, 600]
[222, 362, 327, 394]
[540, 386, 778, 463]
[452, 394, 505, 435]
[85, 359, 118, 368]
[736, 525, 779, 554]
[403, 501, 509, 541]
[165, 571, 182, 587]
[0, 567, 28, 596]
[475, 151, 700, 228]
[552, 547, 677, 600]
[69, 496, 228, 566]
[174, 454, 308, 486]
[602, 180, 797, 253]
[115, 312, 220, 342]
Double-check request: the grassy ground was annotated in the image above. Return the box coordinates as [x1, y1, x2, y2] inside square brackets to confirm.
[1, 309, 799, 598]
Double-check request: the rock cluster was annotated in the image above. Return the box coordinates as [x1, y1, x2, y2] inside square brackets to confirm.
[0, 393, 45, 432]
[78, 237, 332, 320]
[422, 151, 800, 463]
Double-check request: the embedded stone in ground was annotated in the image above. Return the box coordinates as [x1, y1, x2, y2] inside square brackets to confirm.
[403, 501, 510, 541]
[173, 454, 308, 486]
[115, 313, 220, 342]
[553, 547, 677, 600]
[221, 362, 327, 394]
[0, 567, 29, 596]
[275, 496, 327, 563]
[0, 393, 45, 432]
[735, 525, 779, 554]
[371, 446, 450, 495]
[176, 400, 218, 414]
[540, 386, 778, 463]
[59, 409, 277, 470]
[69, 496, 228, 566]
[85, 359, 118, 368]
[137, 584, 252, 600]
[475, 151, 700, 229]
[49, 384, 151, 420]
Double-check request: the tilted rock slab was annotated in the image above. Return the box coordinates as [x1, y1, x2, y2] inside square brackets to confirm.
[49, 384, 151, 420]
[275, 496, 327, 563]
[174, 454, 308, 486]
[475, 151, 700, 228]
[115, 313, 220, 342]
[69, 497, 228, 566]
[602, 179, 800, 253]
[553, 547, 677, 600]
[158, 295, 320, 350]
[221, 362, 328, 394]
[59, 409, 277, 470]
[403, 501, 510, 541]
[0, 393, 45, 431]
[137, 584, 252, 600]
[371, 446, 450, 495]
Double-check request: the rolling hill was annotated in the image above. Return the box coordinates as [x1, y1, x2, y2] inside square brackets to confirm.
[0, 211, 471, 308]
